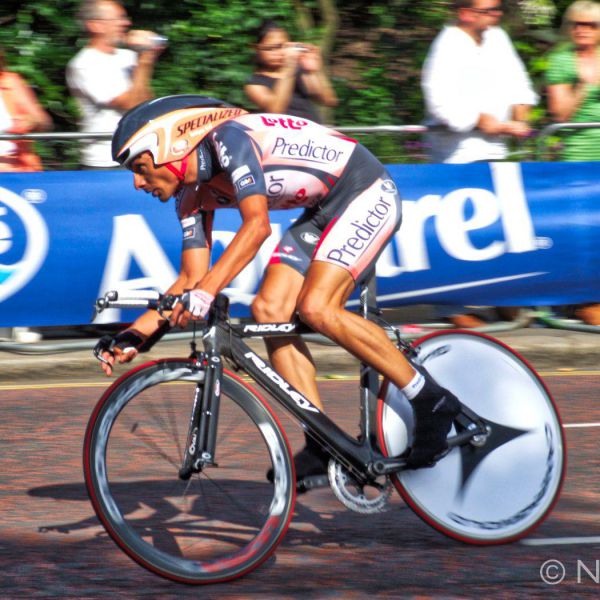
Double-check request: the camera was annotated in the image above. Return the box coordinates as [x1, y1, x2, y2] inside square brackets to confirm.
[294, 43, 308, 53]
[126, 32, 168, 52]
[149, 35, 168, 50]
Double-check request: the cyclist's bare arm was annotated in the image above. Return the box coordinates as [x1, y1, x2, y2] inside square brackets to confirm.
[98, 247, 210, 376]
[132, 247, 210, 335]
[170, 194, 271, 328]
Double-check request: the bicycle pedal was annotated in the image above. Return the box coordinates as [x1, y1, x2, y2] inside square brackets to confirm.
[434, 446, 451, 462]
[405, 446, 452, 470]
[296, 474, 329, 494]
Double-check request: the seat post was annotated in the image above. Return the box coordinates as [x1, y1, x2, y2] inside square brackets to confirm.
[358, 273, 381, 450]
[359, 272, 378, 320]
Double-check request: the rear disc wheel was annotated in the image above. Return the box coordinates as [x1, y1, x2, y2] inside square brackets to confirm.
[378, 331, 566, 544]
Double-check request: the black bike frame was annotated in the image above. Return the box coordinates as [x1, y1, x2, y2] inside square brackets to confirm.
[195, 290, 408, 480]
[95, 285, 486, 480]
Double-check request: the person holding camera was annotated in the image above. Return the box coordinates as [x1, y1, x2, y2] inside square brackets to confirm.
[66, 0, 165, 168]
[244, 19, 337, 123]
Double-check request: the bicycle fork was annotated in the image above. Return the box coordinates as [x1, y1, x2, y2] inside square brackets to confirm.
[179, 351, 223, 480]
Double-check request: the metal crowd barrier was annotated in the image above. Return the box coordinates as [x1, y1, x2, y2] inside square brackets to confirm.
[0, 126, 428, 140]
[0, 126, 432, 167]
[535, 122, 600, 160]
[3, 121, 600, 166]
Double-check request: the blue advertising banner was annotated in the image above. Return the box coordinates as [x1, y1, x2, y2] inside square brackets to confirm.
[0, 161, 599, 326]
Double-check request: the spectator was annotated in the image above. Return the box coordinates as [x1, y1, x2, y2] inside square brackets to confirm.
[66, 0, 163, 168]
[244, 19, 338, 123]
[546, 1, 600, 160]
[546, 0, 600, 326]
[0, 46, 52, 172]
[422, 0, 537, 164]
[421, 0, 538, 328]
[0, 46, 51, 342]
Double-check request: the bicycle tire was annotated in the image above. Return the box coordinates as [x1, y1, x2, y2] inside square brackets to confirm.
[84, 359, 296, 584]
[377, 331, 566, 544]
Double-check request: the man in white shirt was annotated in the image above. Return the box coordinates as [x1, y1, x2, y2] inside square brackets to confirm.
[67, 0, 163, 168]
[422, 0, 538, 164]
[421, 0, 537, 328]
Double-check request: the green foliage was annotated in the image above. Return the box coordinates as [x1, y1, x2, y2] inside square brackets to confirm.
[0, 1, 573, 166]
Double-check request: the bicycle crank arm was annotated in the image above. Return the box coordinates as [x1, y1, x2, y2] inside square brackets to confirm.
[370, 422, 489, 476]
[369, 457, 407, 475]
[446, 426, 489, 448]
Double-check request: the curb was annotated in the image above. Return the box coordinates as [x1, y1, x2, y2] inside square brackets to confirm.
[1, 328, 599, 384]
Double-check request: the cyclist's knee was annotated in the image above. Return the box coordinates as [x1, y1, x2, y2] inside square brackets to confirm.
[252, 293, 292, 323]
[297, 294, 337, 332]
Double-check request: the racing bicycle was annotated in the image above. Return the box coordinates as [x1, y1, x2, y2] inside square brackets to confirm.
[84, 285, 566, 584]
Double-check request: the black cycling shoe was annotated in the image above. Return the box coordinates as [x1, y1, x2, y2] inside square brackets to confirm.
[267, 442, 329, 493]
[406, 371, 461, 469]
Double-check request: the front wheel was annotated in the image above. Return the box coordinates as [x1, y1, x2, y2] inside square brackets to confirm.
[84, 359, 296, 584]
[378, 331, 566, 544]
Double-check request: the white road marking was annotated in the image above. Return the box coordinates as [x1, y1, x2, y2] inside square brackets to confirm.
[522, 536, 600, 546]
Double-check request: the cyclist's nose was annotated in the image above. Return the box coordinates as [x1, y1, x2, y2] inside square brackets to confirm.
[133, 173, 146, 190]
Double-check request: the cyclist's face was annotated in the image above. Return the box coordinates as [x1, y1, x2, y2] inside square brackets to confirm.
[131, 153, 178, 202]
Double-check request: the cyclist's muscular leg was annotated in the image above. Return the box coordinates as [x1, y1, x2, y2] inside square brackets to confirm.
[296, 262, 415, 386]
[253, 264, 329, 488]
[296, 262, 460, 467]
[251, 264, 323, 411]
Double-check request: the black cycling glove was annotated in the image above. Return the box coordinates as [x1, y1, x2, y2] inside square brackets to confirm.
[94, 330, 145, 358]
[94, 322, 171, 360]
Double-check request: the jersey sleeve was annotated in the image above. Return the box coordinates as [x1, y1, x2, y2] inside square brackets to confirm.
[179, 211, 213, 250]
[176, 188, 214, 251]
[545, 49, 576, 86]
[209, 123, 267, 202]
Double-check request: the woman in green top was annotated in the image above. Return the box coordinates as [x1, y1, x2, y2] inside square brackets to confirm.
[546, 1, 600, 327]
[546, 0, 600, 161]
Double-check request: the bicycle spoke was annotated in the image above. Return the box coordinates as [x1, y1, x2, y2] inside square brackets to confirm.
[85, 361, 294, 584]
[121, 417, 182, 470]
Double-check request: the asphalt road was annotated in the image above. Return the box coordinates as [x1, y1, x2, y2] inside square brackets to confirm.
[1, 371, 600, 598]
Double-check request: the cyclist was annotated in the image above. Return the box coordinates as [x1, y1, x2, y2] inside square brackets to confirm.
[96, 94, 460, 482]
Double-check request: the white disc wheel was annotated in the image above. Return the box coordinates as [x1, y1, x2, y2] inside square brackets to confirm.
[378, 331, 566, 544]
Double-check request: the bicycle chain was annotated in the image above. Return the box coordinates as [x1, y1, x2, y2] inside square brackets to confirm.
[327, 459, 392, 514]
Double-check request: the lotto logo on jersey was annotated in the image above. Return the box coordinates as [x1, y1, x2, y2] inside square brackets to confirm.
[216, 140, 231, 168]
[261, 116, 309, 130]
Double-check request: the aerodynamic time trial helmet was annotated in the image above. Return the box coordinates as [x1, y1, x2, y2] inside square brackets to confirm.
[111, 94, 248, 171]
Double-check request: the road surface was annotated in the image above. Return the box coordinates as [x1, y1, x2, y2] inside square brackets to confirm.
[1, 369, 599, 598]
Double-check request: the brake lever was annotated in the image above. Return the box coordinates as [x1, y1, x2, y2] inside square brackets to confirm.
[156, 294, 179, 318]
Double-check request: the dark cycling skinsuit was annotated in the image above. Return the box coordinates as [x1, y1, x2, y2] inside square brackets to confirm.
[175, 113, 402, 284]
[104, 99, 458, 474]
